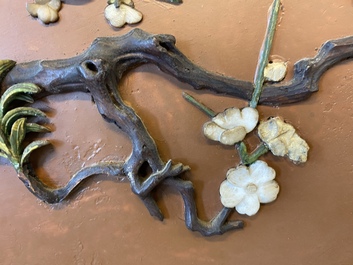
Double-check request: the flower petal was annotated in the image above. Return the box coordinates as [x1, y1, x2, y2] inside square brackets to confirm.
[288, 134, 309, 163]
[27, 3, 40, 16]
[258, 117, 281, 142]
[212, 107, 258, 133]
[257, 180, 280, 203]
[220, 180, 245, 208]
[123, 5, 143, 24]
[37, 5, 58, 23]
[47, 0, 61, 11]
[35, 0, 50, 4]
[226, 165, 250, 187]
[235, 194, 260, 216]
[267, 139, 288, 157]
[203, 121, 225, 142]
[105, 4, 126, 27]
[212, 108, 241, 129]
[249, 160, 276, 184]
[240, 107, 259, 132]
[219, 126, 246, 145]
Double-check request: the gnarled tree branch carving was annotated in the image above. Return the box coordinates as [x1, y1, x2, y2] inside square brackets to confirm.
[1, 29, 353, 236]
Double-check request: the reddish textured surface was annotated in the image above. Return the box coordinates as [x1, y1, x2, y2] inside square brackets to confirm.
[1, 1, 353, 264]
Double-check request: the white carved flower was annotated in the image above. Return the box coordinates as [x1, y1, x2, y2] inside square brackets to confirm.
[258, 117, 309, 163]
[26, 0, 61, 24]
[264, 60, 287, 82]
[220, 160, 279, 216]
[203, 107, 259, 145]
[105, 2, 142, 28]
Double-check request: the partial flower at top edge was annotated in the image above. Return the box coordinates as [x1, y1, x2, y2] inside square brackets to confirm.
[26, 0, 61, 24]
[258, 116, 309, 163]
[105, 1, 143, 28]
[203, 107, 259, 145]
[219, 160, 279, 216]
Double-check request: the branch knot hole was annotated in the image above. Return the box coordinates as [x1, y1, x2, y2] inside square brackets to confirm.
[152, 36, 175, 53]
[138, 161, 153, 182]
[79, 59, 104, 80]
[86, 61, 99, 73]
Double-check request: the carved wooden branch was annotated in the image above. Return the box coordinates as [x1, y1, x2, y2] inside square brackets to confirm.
[4, 29, 353, 105]
[2, 29, 353, 236]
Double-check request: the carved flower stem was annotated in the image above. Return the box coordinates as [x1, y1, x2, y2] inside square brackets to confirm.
[237, 141, 269, 165]
[249, 0, 281, 108]
[182, 92, 216, 117]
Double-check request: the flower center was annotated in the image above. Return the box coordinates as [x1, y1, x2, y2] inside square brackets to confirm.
[246, 183, 258, 194]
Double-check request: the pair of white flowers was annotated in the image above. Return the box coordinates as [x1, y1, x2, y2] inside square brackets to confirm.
[203, 106, 309, 216]
[27, 0, 143, 27]
[203, 106, 309, 163]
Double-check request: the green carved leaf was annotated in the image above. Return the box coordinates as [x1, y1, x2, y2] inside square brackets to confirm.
[9, 118, 26, 158]
[26, 123, 51, 133]
[0, 129, 11, 156]
[1, 107, 47, 136]
[0, 83, 41, 119]
[14, 94, 35, 104]
[21, 140, 50, 166]
[0, 60, 16, 84]
[0, 151, 9, 160]
[0, 80, 52, 172]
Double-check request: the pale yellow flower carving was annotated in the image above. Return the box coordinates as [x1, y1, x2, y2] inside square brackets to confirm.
[264, 60, 287, 82]
[26, 0, 61, 24]
[258, 117, 309, 163]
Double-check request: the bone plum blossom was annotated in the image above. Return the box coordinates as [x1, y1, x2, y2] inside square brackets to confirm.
[105, 0, 142, 28]
[203, 107, 259, 145]
[258, 117, 309, 163]
[220, 160, 279, 216]
[26, 0, 61, 24]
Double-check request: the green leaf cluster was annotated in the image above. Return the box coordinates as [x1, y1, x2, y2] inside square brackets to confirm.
[0, 61, 51, 172]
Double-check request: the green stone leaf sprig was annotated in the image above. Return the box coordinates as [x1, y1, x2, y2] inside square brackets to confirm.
[0, 79, 51, 172]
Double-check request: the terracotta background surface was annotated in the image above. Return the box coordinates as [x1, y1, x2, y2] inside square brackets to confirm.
[1, 0, 353, 264]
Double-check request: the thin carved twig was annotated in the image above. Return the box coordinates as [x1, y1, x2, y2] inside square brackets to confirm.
[20, 161, 124, 203]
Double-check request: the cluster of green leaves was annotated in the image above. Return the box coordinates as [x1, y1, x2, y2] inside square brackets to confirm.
[0, 60, 51, 172]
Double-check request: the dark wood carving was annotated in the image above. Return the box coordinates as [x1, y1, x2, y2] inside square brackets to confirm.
[2, 29, 352, 236]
